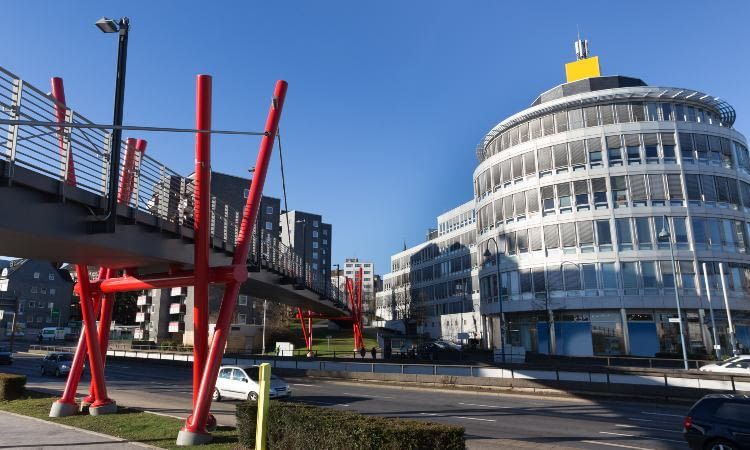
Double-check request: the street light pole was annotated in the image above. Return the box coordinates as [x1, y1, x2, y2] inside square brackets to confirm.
[96, 17, 130, 233]
[659, 217, 689, 370]
[483, 237, 505, 363]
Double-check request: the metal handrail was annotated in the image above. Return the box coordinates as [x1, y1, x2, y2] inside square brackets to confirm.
[0, 66, 347, 311]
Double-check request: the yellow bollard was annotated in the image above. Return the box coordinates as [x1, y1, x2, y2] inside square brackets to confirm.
[255, 363, 271, 450]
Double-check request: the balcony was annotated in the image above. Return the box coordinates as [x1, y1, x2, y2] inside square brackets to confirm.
[168, 321, 184, 333]
[135, 312, 150, 323]
[170, 287, 187, 297]
[136, 295, 152, 306]
[169, 302, 186, 315]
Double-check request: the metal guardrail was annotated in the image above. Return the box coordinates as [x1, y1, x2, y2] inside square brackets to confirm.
[0, 66, 345, 310]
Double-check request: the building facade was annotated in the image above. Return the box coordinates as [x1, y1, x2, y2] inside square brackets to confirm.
[0, 259, 74, 334]
[474, 50, 750, 357]
[376, 201, 483, 342]
[279, 210, 332, 286]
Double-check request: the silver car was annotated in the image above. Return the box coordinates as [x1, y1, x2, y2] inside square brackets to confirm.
[213, 365, 291, 401]
[41, 352, 75, 377]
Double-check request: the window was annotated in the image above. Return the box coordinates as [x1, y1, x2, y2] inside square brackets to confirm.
[313, 220, 319, 228]
[601, 263, 618, 291]
[266, 206, 273, 214]
[661, 103, 673, 121]
[541, 185, 555, 212]
[662, 133, 676, 161]
[243, 189, 249, 198]
[574, 180, 589, 210]
[611, 176, 628, 207]
[238, 295, 248, 306]
[557, 182, 572, 211]
[606, 135, 622, 166]
[48, 273, 55, 281]
[621, 262, 639, 294]
[265, 221, 273, 230]
[582, 264, 597, 292]
[592, 178, 608, 207]
[584, 106, 599, 127]
[629, 175, 647, 206]
[312, 231, 319, 238]
[554, 144, 569, 171]
[312, 252, 319, 259]
[587, 137, 602, 167]
[660, 261, 675, 289]
[596, 219, 612, 248]
[679, 261, 696, 292]
[41, 287, 47, 294]
[635, 217, 652, 250]
[312, 241, 319, 249]
[29, 301, 35, 308]
[31, 286, 38, 294]
[33, 272, 40, 279]
[625, 134, 641, 164]
[236, 313, 247, 324]
[616, 218, 633, 250]
[578, 221, 594, 252]
[50, 288, 55, 295]
[641, 261, 658, 291]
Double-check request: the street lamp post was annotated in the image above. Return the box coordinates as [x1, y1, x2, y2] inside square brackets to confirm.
[96, 17, 130, 233]
[659, 217, 689, 370]
[483, 237, 505, 364]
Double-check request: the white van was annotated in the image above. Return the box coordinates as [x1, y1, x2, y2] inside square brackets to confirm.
[39, 327, 65, 342]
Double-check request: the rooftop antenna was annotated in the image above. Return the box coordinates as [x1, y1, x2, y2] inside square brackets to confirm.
[574, 26, 589, 60]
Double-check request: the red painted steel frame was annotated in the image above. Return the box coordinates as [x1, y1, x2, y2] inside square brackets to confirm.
[50, 77, 76, 185]
[89, 265, 246, 295]
[118, 138, 146, 204]
[183, 79, 287, 436]
[55, 268, 105, 407]
[75, 265, 111, 407]
[192, 75, 212, 407]
[297, 307, 311, 349]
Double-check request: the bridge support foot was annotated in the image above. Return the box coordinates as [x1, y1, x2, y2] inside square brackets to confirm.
[176, 429, 212, 446]
[89, 400, 117, 416]
[206, 414, 217, 432]
[49, 400, 78, 417]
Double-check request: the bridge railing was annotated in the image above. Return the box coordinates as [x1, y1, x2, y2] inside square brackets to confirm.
[0, 66, 347, 311]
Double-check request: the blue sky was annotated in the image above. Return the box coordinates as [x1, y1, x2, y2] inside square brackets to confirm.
[1, 1, 749, 273]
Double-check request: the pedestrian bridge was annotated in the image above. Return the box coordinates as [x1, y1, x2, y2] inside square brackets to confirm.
[0, 66, 347, 316]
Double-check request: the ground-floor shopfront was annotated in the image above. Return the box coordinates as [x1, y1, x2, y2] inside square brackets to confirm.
[485, 309, 750, 358]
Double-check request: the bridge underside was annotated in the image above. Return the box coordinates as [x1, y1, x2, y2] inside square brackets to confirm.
[0, 162, 346, 316]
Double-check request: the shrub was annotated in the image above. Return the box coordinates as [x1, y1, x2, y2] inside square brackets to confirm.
[237, 400, 465, 450]
[0, 373, 26, 400]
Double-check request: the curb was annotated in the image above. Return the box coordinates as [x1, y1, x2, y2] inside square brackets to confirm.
[0, 410, 162, 449]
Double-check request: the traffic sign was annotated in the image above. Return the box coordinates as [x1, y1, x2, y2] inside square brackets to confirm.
[668, 318, 681, 323]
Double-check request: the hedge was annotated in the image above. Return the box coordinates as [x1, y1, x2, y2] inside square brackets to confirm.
[0, 373, 26, 400]
[237, 400, 465, 450]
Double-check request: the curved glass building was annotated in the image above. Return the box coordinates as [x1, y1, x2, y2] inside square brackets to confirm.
[474, 49, 750, 357]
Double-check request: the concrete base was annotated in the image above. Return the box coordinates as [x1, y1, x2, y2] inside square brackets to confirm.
[176, 429, 212, 446]
[49, 401, 78, 417]
[89, 400, 117, 416]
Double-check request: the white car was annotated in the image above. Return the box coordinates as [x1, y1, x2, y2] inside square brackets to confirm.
[213, 365, 291, 401]
[699, 356, 750, 374]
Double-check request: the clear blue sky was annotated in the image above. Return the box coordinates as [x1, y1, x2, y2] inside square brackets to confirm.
[1, 1, 748, 273]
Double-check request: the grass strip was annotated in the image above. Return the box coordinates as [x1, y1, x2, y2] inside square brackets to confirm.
[0, 391, 237, 450]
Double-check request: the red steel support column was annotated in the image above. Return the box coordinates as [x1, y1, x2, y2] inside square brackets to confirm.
[76, 265, 113, 412]
[308, 310, 313, 349]
[192, 75, 212, 408]
[297, 307, 309, 350]
[83, 268, 111, 405]
[178, 80, 287, 445]
[50, 77, 76, 185]
[51, 269, 104, 416]
[117, 138, 138, 204]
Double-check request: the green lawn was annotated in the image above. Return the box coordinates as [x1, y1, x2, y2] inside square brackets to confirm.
[284, 322, 378, 354]
[0, 391, 238, 450]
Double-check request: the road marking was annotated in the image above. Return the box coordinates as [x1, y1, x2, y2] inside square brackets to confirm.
[458, 402, 510, 409]
[419, 412, 439, 416]
[615, 424, 680, 433]
[628, 418, 652, 422]
[639, 411, 683, 418]
[454, 416, 497, 422]
[581, 440, 655, 450]
[291, 383, 315, 387]
[599, 431, 683, 444]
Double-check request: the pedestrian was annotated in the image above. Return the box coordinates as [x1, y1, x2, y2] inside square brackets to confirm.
[371, 346, 377, 359]
[359, 347, 366, 358]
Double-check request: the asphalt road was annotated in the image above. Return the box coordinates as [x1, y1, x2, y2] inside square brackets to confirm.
[3, 353, 692, 450]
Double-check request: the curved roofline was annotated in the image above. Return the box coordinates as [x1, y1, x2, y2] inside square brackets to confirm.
[476, 82, 736, 162]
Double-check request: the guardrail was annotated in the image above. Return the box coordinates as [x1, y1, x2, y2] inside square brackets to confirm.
[0, 66, 346, 310]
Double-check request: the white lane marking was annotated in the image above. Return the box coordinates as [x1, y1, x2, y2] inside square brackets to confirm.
[419, 412, 439, 416]
[581, 440, 655, 450]
[628, 418, 652, 422]
[599, 431, 683, 444]
[291, 383, 315, 387]
[615, 424, 681, 434]
[458, 402, 510, 409]
[454, 416, 496, 422]
[639, 411, 683, 418]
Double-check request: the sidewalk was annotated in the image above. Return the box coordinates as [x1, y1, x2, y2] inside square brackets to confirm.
[0, 411, 154, 449]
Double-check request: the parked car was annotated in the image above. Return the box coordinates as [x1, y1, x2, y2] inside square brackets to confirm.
[213, 366, 291, 401]
[40, 352, 74, 377]
[0, 347, 12, 365]
[699, 356, 750, 375]
[684, 394, 750, 450]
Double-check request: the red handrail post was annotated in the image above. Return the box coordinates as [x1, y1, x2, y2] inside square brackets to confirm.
[177, 79, 287, 446]
[50, 77, 76, 185]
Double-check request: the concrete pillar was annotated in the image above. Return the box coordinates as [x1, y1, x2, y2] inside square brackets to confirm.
[620, 308, 631, 355]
